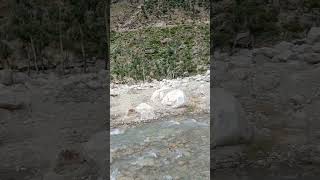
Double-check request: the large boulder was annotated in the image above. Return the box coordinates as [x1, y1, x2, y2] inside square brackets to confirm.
[161, 89, 187, 108]
[307, 27, 320, 45]
[135, 103, 155, 120]
[212, 88, 253, 148]
[150, 86, 171, 103]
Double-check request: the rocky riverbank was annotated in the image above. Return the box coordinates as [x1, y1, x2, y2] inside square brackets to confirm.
[212, 27, 320, 175]
[110, 70, 210, 128]
[0, 70, 108, 180]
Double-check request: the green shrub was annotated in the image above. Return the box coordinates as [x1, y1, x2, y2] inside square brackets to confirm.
[111, 24, 209, 82]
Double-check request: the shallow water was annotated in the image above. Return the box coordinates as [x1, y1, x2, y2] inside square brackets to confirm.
[110, 114, 210, 179]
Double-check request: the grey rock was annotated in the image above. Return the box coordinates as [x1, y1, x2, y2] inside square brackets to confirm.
[274, 41, 294, 52]
[0, 90, 28, 110]
[303, 53, 320, 64]
[13, 72, 30, 84]
[212, 88, 253, 147]
[307, 27, 320, 45]
[0, 69, 13, 86]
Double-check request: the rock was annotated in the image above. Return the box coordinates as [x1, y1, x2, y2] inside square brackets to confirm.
[307, 27, 320, 45]
[110, 89, 119, 97]
[86, 81, 102, 90]
[161, 89, 187, 108]
[252, 54, 271, 64]
[13, 72, 30, 84]
[42, 172, 64, 180]
[135, 103, 155, 120]
[150, 86, 171, 103]
[312, 42, 320, 53]
[82, 131, 108, 175]
[0, 69, 13, 86]
[0, 90, 27, 110]
[274, 41, 294, 52]
[303, 53, 320, 64]
[272, 50, 297, 62]
[212, 88, 253, 147]
[253, 47, 279, 58]
[233, 31, 252, 48]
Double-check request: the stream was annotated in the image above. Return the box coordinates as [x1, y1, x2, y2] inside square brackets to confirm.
[110, 114, 210, 180]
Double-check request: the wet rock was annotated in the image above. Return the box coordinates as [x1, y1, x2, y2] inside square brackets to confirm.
[307, 27, 320, 45]
[135, 103, 155, 120]
[161, 89, 187, 108]
[212, 88, 253, 147]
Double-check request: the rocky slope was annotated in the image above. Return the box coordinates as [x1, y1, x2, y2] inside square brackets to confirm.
[0, 70, 108, 180]
[212, 27, 320, 174]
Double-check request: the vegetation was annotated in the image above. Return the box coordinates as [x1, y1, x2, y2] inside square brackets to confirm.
[212, 0, 320, 50]
[0, 0, 107, 72]
[111, 24, 209, 82]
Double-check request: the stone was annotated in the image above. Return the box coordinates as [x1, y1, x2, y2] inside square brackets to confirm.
[0, 90, 28, 110]
[42, 172, 64, 180]
[150, 86, 171, 103]
[272, 50, 297, 62]
[212, 88, 253, 147]
[13, 72, 30, 84]
[303, 53, 320, 64]
[135, 103, 155, 120]
[161, 89, 187, 108]
[0, 69, 13, 86]
[312, 42, 320, 53]
[252, 54, 271, 64]
[307, 27, 320, 45]
[82, 131, 108, 178]
[86, 81, 102, 90]
[274, 41, 294, 52]
[253, 47, 279, 58]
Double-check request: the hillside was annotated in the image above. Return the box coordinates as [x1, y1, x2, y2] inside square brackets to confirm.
[212, 0, 320, 52]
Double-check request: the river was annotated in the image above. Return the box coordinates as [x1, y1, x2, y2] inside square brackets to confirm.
[110, 114, 210, 179]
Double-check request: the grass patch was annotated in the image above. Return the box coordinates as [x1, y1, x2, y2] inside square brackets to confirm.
[110, 23, 209, 83]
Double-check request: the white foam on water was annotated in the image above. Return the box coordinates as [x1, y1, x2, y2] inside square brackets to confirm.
[110, 128, 125, 135]
[163, 175, 173, 180]
[110, 168, 119, 180]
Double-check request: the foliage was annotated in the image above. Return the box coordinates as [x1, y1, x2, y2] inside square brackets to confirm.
[304, 0, 320, 10]
[143, 0, 209, 15]
[111, 24, 209, 82]
[1, 0, 106, 70]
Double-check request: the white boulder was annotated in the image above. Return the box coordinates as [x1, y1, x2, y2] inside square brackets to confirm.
[161, 89, 187, 108]
[150, 86, 171, 103]
[135, 103, 155, 120]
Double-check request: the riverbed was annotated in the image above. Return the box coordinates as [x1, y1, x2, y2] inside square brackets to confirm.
[110, 114, 210, 179]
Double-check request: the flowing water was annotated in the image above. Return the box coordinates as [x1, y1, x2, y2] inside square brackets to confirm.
[110, 114, 210, 180]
